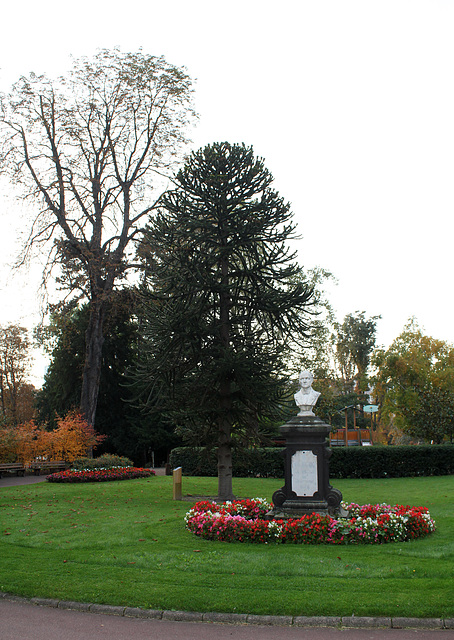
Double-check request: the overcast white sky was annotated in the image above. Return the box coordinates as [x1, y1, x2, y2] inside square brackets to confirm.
[1, 0, 453, 383]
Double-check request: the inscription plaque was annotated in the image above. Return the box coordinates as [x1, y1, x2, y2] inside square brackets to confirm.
[291, 449, 318, 496]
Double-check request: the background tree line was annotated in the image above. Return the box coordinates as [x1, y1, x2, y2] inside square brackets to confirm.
[3, 292, 453, 473]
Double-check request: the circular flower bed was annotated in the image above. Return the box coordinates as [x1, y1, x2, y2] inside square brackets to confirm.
[46, 467, 156, 483]
[185, 498, 436, 545]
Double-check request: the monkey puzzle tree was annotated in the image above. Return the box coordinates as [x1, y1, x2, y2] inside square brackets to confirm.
[134, 142, 315, 499]
[0, 49, 195, 428]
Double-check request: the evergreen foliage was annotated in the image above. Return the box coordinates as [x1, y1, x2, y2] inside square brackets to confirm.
[35, 297, 179, 465]
[134, 142, 315, 498]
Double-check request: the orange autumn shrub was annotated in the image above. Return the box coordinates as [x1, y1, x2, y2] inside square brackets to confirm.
[13, 420, 46, 465]
[0, 426, 18, 462]
[48, 411, 106, 462]
[2, 411, 105, 464]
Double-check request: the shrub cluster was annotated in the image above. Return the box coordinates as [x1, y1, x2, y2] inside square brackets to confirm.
[71, 453, 134, 470]
[170, 444, 454, 479]
[46, 467, 155, 483]
[185, 499, 436, 545]
[0, 411, 105, 465]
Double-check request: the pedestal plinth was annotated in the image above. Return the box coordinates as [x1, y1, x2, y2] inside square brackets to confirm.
[270, 416, 346, 518]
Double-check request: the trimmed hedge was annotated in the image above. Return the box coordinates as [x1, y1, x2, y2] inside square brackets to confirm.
[169, 444, 454, 479]
[71, 454, 134, 470]
[169, 447, 284, 478]
[329, 445, 454, 478]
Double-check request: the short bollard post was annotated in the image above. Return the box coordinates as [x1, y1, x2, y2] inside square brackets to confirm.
[173, 466, 182, 500]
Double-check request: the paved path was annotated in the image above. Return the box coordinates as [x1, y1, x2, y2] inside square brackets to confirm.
[0, 468, 167, 488]
[1, 599, 452, 640]
[0, 474, 47, 487]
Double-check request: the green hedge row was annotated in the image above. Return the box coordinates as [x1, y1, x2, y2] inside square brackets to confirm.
[169, 444, 454, 479]
[71, 454, 134, 470]
[169, 447, 284, 478]
[329, 445, 454, 478]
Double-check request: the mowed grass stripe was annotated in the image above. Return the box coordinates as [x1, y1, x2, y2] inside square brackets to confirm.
[0, 475, 453, 617]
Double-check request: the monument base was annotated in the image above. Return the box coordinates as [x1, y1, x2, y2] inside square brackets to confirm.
[268, 416, 348, 519]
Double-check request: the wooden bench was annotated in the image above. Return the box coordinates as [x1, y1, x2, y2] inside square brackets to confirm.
[30, 461, 68, 475]
[329, 429, 360, 445]
[330, 430, 346, 446]
[0, 463, 26, 478]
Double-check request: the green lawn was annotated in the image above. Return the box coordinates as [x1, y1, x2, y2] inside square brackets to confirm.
[1, 475, 453, 618]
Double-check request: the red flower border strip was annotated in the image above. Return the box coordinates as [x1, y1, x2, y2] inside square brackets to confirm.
[185, 498, 436, 545]
[46, 467, 156, 483]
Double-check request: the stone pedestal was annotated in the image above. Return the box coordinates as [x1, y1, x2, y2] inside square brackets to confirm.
[270, 416, 347, 518]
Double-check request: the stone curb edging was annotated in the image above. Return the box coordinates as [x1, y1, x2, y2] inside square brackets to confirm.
[1, 593, 452, 630]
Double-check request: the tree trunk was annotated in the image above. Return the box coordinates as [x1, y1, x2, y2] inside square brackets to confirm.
[80, 299, 105, 433]
[217, 251, 234, 501]
[217, 452, 234, 499]
[217, 412, 234, 501]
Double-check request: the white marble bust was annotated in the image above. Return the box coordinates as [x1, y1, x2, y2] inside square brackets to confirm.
[294, 370, 321, 417]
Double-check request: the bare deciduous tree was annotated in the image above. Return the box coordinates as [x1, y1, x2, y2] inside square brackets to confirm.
[0, 49, 195, 428]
